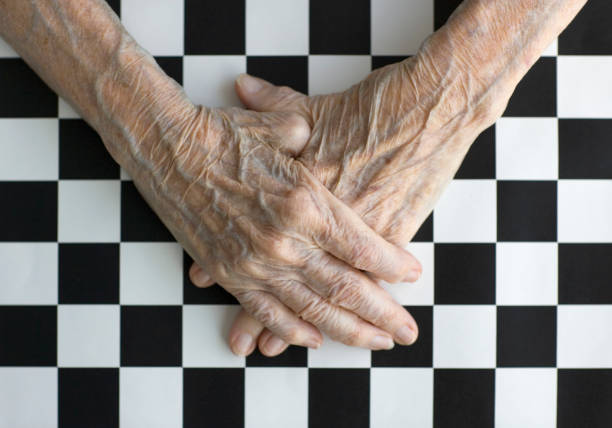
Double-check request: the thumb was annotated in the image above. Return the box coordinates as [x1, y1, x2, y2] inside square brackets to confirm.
[235, 73, 310, 117]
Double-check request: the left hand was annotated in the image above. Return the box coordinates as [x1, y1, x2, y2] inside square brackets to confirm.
[190, 36, 505, 356]
[191, 0, 578, 356]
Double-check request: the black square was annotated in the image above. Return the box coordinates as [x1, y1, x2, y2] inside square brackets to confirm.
[59, 244, 119, 304]
[59, 368, 119, 428]
[183, 251, 238, 304]
[121, 181, 174, 241]
[246, 345, 307, 367]
[154, 56, 183, 86]
[454, 125, 495, 179]
[0, 181, 57, 241]
[559, 119, 612, 179]
[309, 369, 369, 428]
[412, 213, 433, 242]
[185, 0, 245, 54]
[434, 369, 494, 428]
[0, 306, 56, 366]
[59, 119, 120, 179]
[559, 1, 612, 55]
[371, 56, 410, 71]
[310, 0, 370, 54]
[558, 369, 612, 428]
[104, 0, 120, 17]
[434, 0, 462, 30]
[184, 368, 244, 428]
[497, 181, 557, 241]
[502, 57, 556, 117]
[497, 306, 556, 367]
[372, 306, 432, 367]
[559, 244, 612, 304]
[121, 306, 181, 366]
[246, 56, 308, 95]
[0, 58, 57, 117]
[434, 244, 495, 304]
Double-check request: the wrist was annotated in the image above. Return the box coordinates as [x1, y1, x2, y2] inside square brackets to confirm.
[93, 34, 199, 176]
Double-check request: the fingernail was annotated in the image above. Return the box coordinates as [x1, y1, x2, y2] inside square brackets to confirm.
[233, 333, 254, 356]
[396, 325, 417, 345]
[264, 335, 286, 355]
[403, 269, 421, 283]
[193, 269, 211, 285]
[237, 73, 263, 93]
[370, 335, 395, 350]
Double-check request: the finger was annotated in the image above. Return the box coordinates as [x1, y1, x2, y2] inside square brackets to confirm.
[235, 73, 309, 116]
[310, 181, 422, 283]
[189, 262, 215, 288]
[303, 253, 419, 346]
[227, 309, 265, 357]
[271, 278, 396, 350]
[234, 288, 323, 349]
[257, 329, 290, 357]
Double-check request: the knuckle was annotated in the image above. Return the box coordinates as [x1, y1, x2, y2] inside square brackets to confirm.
[299, 300, 331, 326]
[283, 112, 310, 142]
[254, 304, 280, 329]
[284, 326, 301, 344]
[349, 242, 380, 269]
[260, 234, 295, 263]
[341, 324, 362, 346]
[236, 258, 265, 278]
[327, 273, 366, 309]
[279, 186, 317, 228]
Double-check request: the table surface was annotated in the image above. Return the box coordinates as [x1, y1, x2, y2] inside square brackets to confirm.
[1, 1, 612, 427]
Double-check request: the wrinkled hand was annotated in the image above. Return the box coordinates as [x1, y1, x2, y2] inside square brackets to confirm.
[128, 96, 425, 351]
[190, 26, 509, 356]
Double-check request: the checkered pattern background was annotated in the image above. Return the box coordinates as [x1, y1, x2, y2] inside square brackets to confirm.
[1, 0, 611, 427]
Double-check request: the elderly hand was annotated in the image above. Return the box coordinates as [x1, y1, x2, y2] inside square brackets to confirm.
[0, 0, 423, 352]
[191, 0, 587, 356]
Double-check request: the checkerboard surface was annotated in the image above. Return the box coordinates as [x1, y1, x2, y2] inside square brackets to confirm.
[1, 1, 612, 427]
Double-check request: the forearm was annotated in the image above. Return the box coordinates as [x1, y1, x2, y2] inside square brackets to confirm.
[417, 0, 587, 122]
[0, 0, 196, 175]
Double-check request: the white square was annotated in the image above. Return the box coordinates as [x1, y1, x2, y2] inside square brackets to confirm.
[542, 39, 558, 57]
[496, 118, 558, 180]
[0, 36, 18, 57]
[495, 368, 557, 428]
[58, 180, 120, 242]
[308, 334, 371, 368]
[381, 242, 434, 305]
[246, 0, 308, 55]
[245, 368, 307, 428]
[370, 368, 433, 428]
[558, 305, 612, 367]
[120, 243, 183, 305]
[0, 368, 57, 428]
[120, 368, 182, 428]
[58, 97, 81, 119]
[121, 0, 183, 56]
[372, 0, 433, 55]
[558, 56, 612, 118]
[308, 56, 371, 96]
[433, 305, 496, 368]
[183, 305, 245, 367]
[558, 180, 612, 242]
[184, 55, 246, 107]
[0, 119, 58, 180]
[433, 180, 496, 242]
[0, 243, 57, 304]
[58, 305, 120, 367]
[496, 243, 557, 305]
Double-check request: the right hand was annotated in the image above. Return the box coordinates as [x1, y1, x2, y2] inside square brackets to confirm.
[128, 101, 422, 351]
